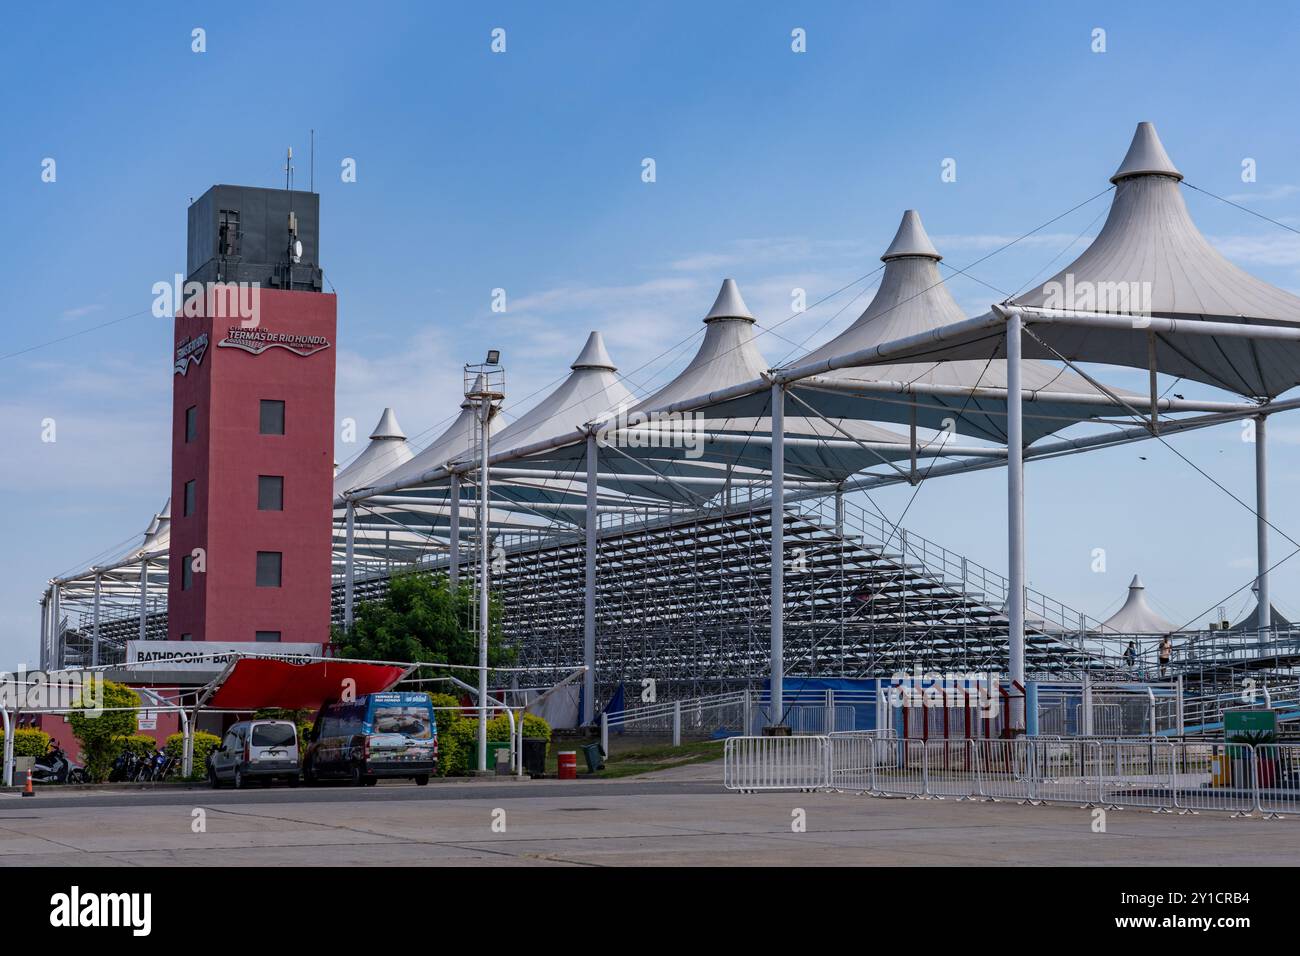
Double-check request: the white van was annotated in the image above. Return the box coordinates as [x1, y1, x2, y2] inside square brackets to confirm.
[208, 719, 301, 788]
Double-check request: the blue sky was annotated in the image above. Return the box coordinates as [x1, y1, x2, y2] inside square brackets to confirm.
[4, 1, 1300, 667]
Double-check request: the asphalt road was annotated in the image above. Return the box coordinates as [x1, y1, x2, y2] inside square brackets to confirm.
[0, 776, 720, 810]
[3, 772, 1299, 866]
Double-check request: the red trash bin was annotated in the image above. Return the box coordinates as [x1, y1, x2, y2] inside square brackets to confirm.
[557, 751, 577, 780]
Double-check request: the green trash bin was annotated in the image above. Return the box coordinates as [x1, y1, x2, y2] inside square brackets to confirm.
[468, 741, 513, 773]
[581, 742, 606, 773]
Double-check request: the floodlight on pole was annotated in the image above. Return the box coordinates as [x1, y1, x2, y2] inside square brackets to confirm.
[463, 358, 505, 775]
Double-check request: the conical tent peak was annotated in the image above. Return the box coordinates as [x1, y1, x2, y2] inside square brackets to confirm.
[1110, 122, 1182, 183]
[703, 278, 756, 322]
[881, 210, 941, 262]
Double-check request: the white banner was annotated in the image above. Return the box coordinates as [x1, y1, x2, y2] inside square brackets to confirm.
[126, 641, 323, 671]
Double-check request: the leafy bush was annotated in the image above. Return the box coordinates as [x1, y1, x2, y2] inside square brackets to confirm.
[425, 693, 467, 777]
[164, 731, 222, 780]
[418, 693, 550, 777]
[0, 728, 51, 757]
[67, 679, 140, 782]
[488, 712, 551, 757]
[440, 720, 477, 777]
[426, 692, 464, 717]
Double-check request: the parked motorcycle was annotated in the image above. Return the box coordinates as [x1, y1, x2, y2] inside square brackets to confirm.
[31, 744, 88, 785]
[108, 749, 139, 782]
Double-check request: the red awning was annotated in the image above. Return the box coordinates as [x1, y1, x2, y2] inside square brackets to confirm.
[204, 658, 409, 711]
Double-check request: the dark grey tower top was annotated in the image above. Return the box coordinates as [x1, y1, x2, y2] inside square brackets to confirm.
[186, 184, 323, 292]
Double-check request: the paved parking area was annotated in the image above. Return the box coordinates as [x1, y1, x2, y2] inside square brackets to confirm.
[2, 775, 1297, 866]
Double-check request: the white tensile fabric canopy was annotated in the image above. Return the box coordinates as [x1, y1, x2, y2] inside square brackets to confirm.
[1099, 574, 1176, 635]
[777, 209, 1144, 443]
[1013, 122, 1300, 398]
[833, 124, 1300, 399]
[356, 379, 498, 495]
[520, 279, 926, 487]
[333, 408, 414, 497]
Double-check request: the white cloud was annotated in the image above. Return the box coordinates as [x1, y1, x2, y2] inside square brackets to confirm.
[61, 304, 103, 320]
[1224, 184, 1300, 203]
[1208, 233, 1300, 268]
[931, 232, 1095, 254]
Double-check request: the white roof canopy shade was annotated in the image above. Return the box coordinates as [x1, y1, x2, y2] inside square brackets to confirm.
[802, 124, 1300, 399]
[520, 280, 928, 484]
[770, 210, 1145, 444]
[1098, 574, 1176, 635]
[333, 408, 415, 497]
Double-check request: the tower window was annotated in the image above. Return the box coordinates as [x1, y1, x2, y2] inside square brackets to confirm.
[218, 209, 241, 257]
[183, 479, 196, 517]
[181, 555, 194, 591]
[256, 551, 282, 587]
[255, 631, 281, 643]
[185, 405, 198, 442]
[259, 399, 285, 435]
[258, 475, 284, 511]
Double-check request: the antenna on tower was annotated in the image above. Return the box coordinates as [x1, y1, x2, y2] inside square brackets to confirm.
[310, 129, 315, 193]
[284, 146, 300, 288]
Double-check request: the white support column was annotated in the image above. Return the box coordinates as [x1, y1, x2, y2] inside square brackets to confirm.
[583, 432, 598, 726]
[51, 585, 61, 670]
[908, 402, 918, 484]
[138, 558, 149, 642]
[448, 473, 461, 590]
[1005, 310, 1026, 732]
[178, 707, 193, 777]
[91, 571, 102, 668]
[343, 502, 356, 632]
[1, 707, 12, 787]
[1255, 414, 1271, 633]
[770, 382, 785, 729]
[1082, 674, 1094, 736]
[39, 592, 49, 670]
[1176, 674, 1185, 737]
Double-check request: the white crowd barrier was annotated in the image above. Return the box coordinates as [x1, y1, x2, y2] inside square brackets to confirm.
[724, 734, 1300, 817]
[723, 735, 830, 792]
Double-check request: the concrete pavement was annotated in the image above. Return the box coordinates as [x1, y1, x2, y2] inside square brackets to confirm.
[2, 769, 1297, 866]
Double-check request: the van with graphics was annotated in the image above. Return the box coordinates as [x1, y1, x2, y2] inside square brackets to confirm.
[302, 692, 437, 786]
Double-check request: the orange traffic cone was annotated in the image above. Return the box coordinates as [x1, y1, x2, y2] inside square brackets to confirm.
[21, 768, 33, 797]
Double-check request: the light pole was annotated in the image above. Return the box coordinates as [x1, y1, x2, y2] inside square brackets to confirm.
[465, 353, 503, 774]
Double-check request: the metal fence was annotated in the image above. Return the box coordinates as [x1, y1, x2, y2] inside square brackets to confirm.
[723, 735, 830, 792]
[724, 734, 1300, 817]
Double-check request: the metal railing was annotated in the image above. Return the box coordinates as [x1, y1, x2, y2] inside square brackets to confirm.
[797, 496, 1117, 660]
[1170, 681, 1300, 737]
[724, 734, 1300, 817]
[723, 735, 830, 792]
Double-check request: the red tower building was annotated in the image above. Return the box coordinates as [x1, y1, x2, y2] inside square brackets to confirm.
[167, 185, 336, 647]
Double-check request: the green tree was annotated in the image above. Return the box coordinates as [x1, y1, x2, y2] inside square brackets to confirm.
[334, 572, 515, 675]
[66, 678, 140, 782]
